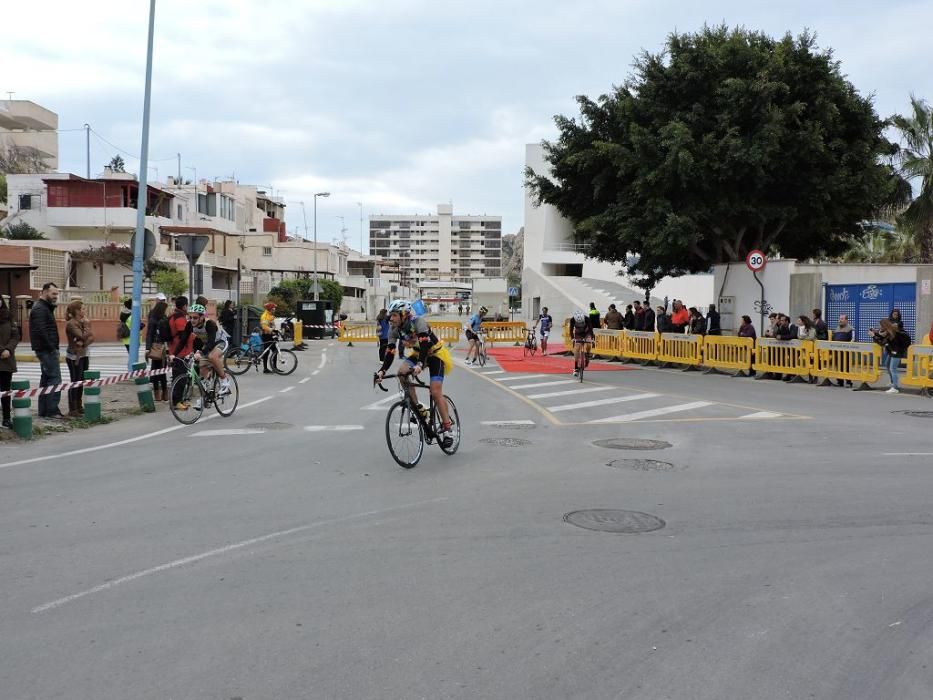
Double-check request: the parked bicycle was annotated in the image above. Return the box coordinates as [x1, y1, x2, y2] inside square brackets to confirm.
[169, 353, 239, 425]
[374, 372, 461, 468]
[523, 327, 538, 358]
[224, 331, 298, 376]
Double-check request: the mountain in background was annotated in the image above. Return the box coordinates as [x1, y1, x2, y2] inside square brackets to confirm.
[502, 227, 523, 291]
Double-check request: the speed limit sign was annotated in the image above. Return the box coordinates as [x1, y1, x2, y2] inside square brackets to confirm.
[746, 250, 767, 272]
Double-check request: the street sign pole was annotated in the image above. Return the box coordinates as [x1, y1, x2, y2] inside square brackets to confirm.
[127, 0, 157, 370]
[745, 250, 768, 336]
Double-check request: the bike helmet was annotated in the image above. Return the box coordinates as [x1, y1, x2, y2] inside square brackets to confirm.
[189, 303, 206, 314]
[387, 299, 411, 315]
[573, 310, 586, 323]
[263, 301, 277, 311]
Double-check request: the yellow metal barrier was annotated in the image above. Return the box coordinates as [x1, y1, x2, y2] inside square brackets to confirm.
[657, 333, 704, 368]
[592, 329, 624, 357]
[563, 321, 572, 352]
[432, 321, 464, 346]
[753, 339, 813, 378]
[702, 335, 754, 375]
[293, 320, 306, 350]
[901, 345, 933, 393]
[622, 330, 659, 362]
[338, 322, 378, 343]
[811, 341, 881, 388]
[481, 321, 526, 345]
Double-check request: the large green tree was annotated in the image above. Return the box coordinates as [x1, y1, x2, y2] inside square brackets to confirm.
[891, 95, 933, 262]
[526, 26, 900, 288]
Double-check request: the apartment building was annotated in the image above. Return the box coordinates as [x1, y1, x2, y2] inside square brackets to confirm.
[368, 204, 502, 287]
[0, 100, 59, 170]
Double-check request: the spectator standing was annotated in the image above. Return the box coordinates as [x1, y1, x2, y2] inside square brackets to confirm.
[260, 301, 278, 373]
[633, 301, 645, 330]
[167, 296, 195, 408]
[604, 304, 624, 330]
[738, 315, 756, 339]
[119, 299, 132, 354]
[220, 299, 236, 339]
[538, 306, 553, 355]
[655, 306, 671, 333]
[29, 282, 66, 419]
[765, 313, 778, 338]
[458, 303, 463, 316]
[797, 315, 816, 340]
[872, 319, 910, 393]
[689, 307, 706, 335]
[706, 304, 721, 335]
[376, 308, 390, 361]
[64, 300, 95, 416]
[812, 309, 828, 341]
[669, 301, 690, 333]
[0, 297, 20, 429]
[642, 304, 655, 333]
[147, 300, 170, 402]
[832, 314, 856, 387]
[889, 309, 905, 332]
[621, 304, 635, 330]
[588, 302, 600, 330]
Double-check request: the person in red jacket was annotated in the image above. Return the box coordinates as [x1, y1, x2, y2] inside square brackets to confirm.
[167, 296, 195, 408]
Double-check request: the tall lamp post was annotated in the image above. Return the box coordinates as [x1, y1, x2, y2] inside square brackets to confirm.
[185, 166, 197, 223]
[313, 191, 330, 301]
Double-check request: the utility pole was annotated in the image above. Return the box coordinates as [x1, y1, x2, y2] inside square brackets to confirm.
[299, 201, 309, 241]
[177, 153, 181, 181]
[128, 0, 157, 369]
[84, 124, 90, 178]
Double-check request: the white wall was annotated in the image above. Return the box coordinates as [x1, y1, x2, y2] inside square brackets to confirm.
[713, 260, 795, 335]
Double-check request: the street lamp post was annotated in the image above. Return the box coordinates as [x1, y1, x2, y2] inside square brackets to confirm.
[313, 191, 330, 301]
[185, 166, 197, 223]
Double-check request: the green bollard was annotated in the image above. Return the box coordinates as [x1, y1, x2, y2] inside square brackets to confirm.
[11, 379, 32, 440]
[133, 361, 155, 413]
[83, 370, 102, 423]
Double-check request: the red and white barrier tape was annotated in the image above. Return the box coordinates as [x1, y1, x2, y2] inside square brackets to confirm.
[0, 367, 171, 400]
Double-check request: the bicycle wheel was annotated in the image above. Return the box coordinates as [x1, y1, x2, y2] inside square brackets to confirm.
[169, 375, 205, 425]
[531, 340, 538, 356]
[385, 401, 424, 468]
[436, 395, 461, 456]
[213, 372, 239, 417]
[224, 348, 251, 376]
[523, 343, 531, 359]
[273, 348, 298, 375]
[478, 344, 487, 367]
[577, 349, 585, 383]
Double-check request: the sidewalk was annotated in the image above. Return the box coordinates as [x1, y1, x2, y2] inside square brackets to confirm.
[15, 344, 136, 363]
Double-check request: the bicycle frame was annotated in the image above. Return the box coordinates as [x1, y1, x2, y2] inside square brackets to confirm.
[376, 373, 439, 439]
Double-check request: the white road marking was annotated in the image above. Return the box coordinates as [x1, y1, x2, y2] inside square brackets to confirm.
[361, 394, 400, 411]
[31, 497, 449, 613]
[547, 393, 659, 413]
[304, 425, 365, 432]
[0, 396, 275, 470]
[312, 369, 320, 376]
[317, 353, 327, 369]
[481, 370, 505, 375]
[739, 411, 783, 419]
[591, 401, 715, 423]
[883, 452, 933, 456]
[526, 386, 613, 399]
[191, 429, 266, 437]
[299, 377, 311, 384]
[481, 420, 536, 426]
[279, 386, 295, 393]
[508, 379, 578, 390]
[496, 374, 548, 382]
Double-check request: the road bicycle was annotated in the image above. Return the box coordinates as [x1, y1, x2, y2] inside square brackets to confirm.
[374, 372, 461, 468]
[573, 338, 592, 382]
[523, 327, 538, 358]
[475, 329, 489, 367]
[224, 333, 297, 376]
[169, 354, 239, 425]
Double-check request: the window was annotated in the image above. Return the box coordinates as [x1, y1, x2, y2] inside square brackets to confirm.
[177, 204, 183, 220]
[19, 194, 32, 210]
[262, 246, 272, 257]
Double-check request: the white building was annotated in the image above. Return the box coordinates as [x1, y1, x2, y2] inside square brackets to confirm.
[369, 204, 502, 287]
[0, 100, 58, 171]
[522, 143, 713, 324]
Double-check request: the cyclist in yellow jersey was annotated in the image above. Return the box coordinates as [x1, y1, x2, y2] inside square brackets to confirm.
[259, 301, 278, 373]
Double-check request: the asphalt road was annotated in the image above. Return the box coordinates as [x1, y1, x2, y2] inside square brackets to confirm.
[2, 341, 933, 699]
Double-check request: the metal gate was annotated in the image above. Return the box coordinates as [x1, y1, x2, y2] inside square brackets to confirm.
[825, 283, 917, 342]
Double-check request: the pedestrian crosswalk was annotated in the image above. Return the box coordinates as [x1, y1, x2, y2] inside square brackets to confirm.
[12, 363, 134, 384]
[479, 367, 799, 424]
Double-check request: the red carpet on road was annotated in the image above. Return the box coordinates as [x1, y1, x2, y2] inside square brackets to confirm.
[479, 346, 638, 374]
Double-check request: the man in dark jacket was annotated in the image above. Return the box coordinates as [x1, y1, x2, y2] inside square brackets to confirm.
[812, 309, 828, 341]
[29, 282, 65, 419]
[633, 301, 645, 331]
[643, 305, 656, 333]
[706, 304, 722, 335]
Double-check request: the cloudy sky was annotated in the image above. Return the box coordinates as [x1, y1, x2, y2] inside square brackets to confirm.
[4, 0, 931, 250]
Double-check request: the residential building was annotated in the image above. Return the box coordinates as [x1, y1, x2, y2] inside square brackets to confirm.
[0, 100, 59, 170]
[369, 204, 502, 287]
[522, 143, 713, 325]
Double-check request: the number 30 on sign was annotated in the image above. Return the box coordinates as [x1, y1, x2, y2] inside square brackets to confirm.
[746, 250, 767, 272]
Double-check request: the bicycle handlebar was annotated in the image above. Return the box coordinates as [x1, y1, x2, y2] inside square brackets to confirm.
[373, 372, 427, 392]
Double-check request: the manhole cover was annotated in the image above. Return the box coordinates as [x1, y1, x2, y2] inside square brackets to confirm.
[480, 437, 531, 447]
[246, 422, 295, 431]
[607, 458, 676, 471]
[593, 438, 672, 450]
[563, 509, 665, 533]
[892, 411, 933, 419]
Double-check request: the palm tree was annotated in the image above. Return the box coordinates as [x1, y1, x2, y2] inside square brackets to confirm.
[891, 95, 933, 262]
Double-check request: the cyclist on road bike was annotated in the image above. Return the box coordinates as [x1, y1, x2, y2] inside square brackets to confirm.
[189, 303, 231, 395]
[570, 309, 594, 377]
[375, 299, 455, 444]
[464, 305, 487, 365]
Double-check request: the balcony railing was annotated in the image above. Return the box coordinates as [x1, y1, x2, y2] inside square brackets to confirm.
[543, 242, 591, 252]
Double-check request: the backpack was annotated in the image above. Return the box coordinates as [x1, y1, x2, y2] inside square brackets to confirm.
[117, 320, 130, 339]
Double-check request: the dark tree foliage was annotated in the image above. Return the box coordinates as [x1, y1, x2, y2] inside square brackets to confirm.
[526, 26, 900, 285]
